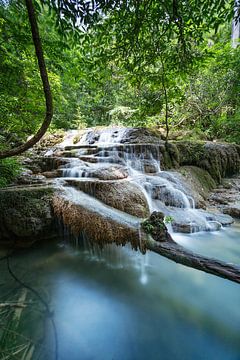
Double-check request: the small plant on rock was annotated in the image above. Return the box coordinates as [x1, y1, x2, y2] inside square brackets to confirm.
[141, 219, 154, 234]
[164, 216, 174, 224]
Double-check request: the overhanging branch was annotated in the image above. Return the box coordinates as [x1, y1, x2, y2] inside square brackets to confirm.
[0, 0, 53, 159]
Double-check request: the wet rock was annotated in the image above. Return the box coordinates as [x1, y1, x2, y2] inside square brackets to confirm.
[222, 206, 240, 218]
[42, 170, 60, 178]
[156, 206, 233, 234]
[89, 165, 129, 180]
[141, 211, 174, 242]
[204, 212, 234, 226]
[78, 155, 124, 165]
[120, 127, 163, 144]
[21, 157, 42, 174]
[207, 175, 240, 218]
[65, 178, 150, 218]
[24, 156, 62, 173]
[57, 150, 79, 158]
[175, 166, 216, 208]
[172, 221, 201, 233]
[52, 190, 142, 251]
[142, 160, 159, 173]
[172, 219, 222, 233]
[0, 186, 56, 246]
[150, 184, 190, 208]
[208, 194, 229, 205]
[144, 173, 193, 208]
[176, 141, 240, 182]
[206, 221, 222, 231]
[16, 170, 47, 185]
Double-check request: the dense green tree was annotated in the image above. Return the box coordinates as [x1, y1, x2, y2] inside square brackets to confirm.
[0, 0, 238, 159]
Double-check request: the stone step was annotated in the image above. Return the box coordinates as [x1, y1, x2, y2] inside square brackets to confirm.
[64, 144, 98, 151]
[78, 155, 124, 164]
[59, 148, 99, 157]
[57, 150, 78, 158]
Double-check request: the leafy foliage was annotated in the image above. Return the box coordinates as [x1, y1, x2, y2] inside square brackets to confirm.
[0, 0, 239, 151]
[0, 157, 21, 187]
[175, 42, 240, 142]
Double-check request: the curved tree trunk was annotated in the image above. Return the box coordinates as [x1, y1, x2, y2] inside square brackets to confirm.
[0, 0, 53, 159]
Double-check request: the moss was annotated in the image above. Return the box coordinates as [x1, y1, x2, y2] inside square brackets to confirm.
[175, 141, 205, 165]
[0, 186, 55, 244]
[179, 166, 216, 193]
[141, 212, 173, 243]
[175, 141, 240, 182]
[0, 186, 54, 213]
[52, 195, 142, 251]
[164, 142, 180, 169]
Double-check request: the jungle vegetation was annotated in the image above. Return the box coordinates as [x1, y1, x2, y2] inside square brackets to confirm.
[0, 0, 239, 179]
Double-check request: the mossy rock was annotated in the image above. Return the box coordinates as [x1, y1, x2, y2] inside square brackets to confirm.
[176, 166, 216, 207]
[175, 141, 240, 182]
[0, 186, 56, 245]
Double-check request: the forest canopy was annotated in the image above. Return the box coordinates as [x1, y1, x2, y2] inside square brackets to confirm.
[0, 0, 239, 152]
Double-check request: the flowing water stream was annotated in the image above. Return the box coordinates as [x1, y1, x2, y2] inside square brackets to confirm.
[1, 128, 240, 359]
[58, 127, 226, 233]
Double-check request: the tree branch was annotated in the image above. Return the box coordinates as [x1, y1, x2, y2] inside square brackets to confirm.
[0, 0, 53, 159]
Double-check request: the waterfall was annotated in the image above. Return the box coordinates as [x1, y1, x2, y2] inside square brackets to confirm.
[56, 127, 230, 234]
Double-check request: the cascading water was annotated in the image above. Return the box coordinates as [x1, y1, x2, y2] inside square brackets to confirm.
[58, 127, 223, 235]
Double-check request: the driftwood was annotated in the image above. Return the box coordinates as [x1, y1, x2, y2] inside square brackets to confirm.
[143, 212, 240, 284]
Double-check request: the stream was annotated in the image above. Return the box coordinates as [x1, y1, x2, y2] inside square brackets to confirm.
[0, 224, 240, 360]
[1, 128, 240, 359]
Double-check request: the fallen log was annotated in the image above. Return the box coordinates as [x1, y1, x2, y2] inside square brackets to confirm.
[143, 212, 240, 284]
[147, 239, 240, 284]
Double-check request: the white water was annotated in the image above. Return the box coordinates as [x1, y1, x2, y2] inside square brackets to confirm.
[58, 127, 225, 234]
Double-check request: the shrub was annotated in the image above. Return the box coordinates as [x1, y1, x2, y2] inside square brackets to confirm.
[0, 158, 21, 187]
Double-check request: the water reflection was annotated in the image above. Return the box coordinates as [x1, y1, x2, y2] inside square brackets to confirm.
[0, 225, 240, 360]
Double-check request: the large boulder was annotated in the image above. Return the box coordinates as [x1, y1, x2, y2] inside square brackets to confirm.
[120, 127, 163, 144]
[0, 186, 56, 246]
[222, 206, 240, 218]
[65, 178, 150, 218]
[52, 189, 143, 251]
[88, 165, 129, 180]
[173, 166, 216, 208]
[176, 141, 240, 182]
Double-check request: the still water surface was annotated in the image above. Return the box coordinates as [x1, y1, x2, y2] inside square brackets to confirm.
[1, 223, 240, 360]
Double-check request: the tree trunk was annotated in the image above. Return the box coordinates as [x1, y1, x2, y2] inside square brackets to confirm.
[0, 0, 53, 159]
[143, 212, 240, 284]
[146, 238, 240, 284]
[160, 55, 169, 142]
